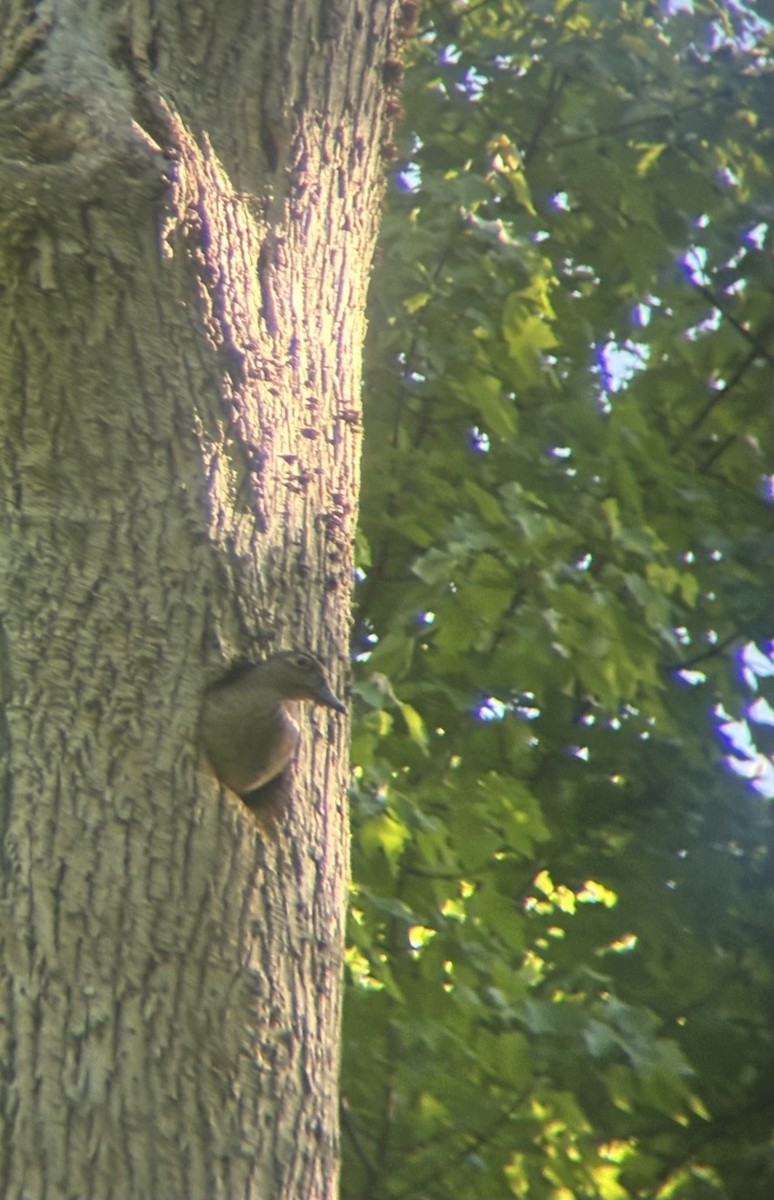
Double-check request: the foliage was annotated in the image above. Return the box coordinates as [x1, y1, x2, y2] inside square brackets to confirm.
[342, 1, 774, 1198]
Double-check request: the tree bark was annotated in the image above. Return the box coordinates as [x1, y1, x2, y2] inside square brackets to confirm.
[0, 1, 395, 1196]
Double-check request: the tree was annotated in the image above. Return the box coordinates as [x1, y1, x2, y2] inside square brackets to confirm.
[344, 1, 773, 1197]
[0, 2, 399, 1195]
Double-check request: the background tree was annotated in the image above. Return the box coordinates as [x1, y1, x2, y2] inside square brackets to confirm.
[344, 1, 774, 1198]
[0, 1, 399, 1196]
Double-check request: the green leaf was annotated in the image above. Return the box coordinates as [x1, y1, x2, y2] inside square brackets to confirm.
[502, 299, 558, 387]
[397, 701, 430, 752]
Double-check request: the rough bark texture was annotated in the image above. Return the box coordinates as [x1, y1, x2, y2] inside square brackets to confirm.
[0, 1, 396, 1196]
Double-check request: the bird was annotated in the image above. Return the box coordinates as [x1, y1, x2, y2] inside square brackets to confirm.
[198, 649, 345, 798]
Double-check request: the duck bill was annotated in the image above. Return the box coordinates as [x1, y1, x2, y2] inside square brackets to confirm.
[318, 682, 346, 713]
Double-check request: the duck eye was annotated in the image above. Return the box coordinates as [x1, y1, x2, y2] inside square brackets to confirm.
[293, 653, 313, 670]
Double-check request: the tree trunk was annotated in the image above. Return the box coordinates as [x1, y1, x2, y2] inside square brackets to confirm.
[0, 2, 395, 1195]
